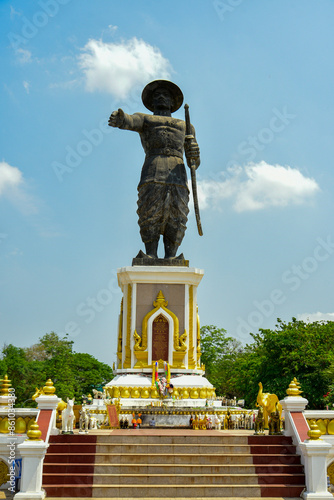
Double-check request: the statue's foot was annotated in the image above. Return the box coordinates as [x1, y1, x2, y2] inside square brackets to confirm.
[134, 249, 158, 259]
[165, 253, 185, 261]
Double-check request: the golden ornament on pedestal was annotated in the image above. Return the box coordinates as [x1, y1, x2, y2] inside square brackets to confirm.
[307, 419, 322, 440]
[27, 422, 42, 441]
[286, 378, 303, 397]
[43, 379, 56, 395]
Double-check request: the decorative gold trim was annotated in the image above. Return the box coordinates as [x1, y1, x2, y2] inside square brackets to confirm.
[328, 461, 334, 488]
[123, 284, 132, 368]
[0, 461, 9, 487]
[196, 304, 202, 367]
[133, 329, 148, 368]
[188, 285, 196, 368]
[172, 348, 186, 369]
[117, 298, 123, 366]
[106, 384, 215, 399]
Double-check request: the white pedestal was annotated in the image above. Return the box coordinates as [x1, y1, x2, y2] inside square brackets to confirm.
[300, 440, 333, 500]
[14, 441, 48, 500]
[115, 265, 204, 372]
[35, 395, 61, 437]
[280, 396, 308, 438]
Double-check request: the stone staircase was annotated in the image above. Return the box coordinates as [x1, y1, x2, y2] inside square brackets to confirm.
[43, 430, 305, 498]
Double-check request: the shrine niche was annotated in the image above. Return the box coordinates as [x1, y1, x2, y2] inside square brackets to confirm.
[152, 314, 169, 361]
[133, 290, 186, 369]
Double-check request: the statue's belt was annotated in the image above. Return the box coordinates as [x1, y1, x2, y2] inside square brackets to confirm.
[146, 148, 183, 159]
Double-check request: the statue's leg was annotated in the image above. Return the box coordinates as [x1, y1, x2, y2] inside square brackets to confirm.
[145, 239, 159, 258]
[163, 185, 189, 259]
[163, 236, 179, 259]
[137, 184, 164, 257]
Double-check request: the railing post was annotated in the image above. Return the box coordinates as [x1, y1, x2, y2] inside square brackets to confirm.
[300, 439, 332, 500]
[14, 439, 48, 500]
[280, 378, 333, 500]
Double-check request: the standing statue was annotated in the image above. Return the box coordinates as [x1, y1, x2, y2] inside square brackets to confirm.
[108, 80, 201, 260]
[62, 398, 75, 434]
[79, 408, 89, 434]
[254, 406, 265, 435]
[256, 382, 282, 429]
[268, 402, 283, 435]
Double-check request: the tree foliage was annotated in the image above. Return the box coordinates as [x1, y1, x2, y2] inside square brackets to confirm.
[0, 332, 113, 406]
[236, 318, 334, 409]
[200, 319, 334, 409]
[200, 325, 243, 397]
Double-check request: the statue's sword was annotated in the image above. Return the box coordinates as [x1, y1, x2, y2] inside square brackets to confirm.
[184, 104, 203, 236]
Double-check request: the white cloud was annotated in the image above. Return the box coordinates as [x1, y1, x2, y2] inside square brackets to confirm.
[23, 81, 30, 94]
[0, 161, 22, 195]
[16, 48, 32, 64]
[196, 161, 320, 212]
[297, 312, 334, 323]
[78, 37, 172, 99]
[0, 161, 38, 215]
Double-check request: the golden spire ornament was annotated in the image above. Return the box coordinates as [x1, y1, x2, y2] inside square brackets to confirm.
[27, 422, 42, 441]
[307, 420, 322, 440]
[0, 375, 11, 396]
[0, 375, 14, 406]
[42, 379, 56, 395]
[286, 378, 303, 397]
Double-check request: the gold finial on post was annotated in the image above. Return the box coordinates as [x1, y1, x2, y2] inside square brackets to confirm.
[307, 419, 322, 440]
[0, 375, 14, 406]
[0, 375, 12, 396]
[43, 379, 56, 395]
[27, 422, 42, 441]
[286, 378, 303, 397]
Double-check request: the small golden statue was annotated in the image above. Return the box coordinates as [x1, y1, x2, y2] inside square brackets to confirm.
[224, 409, 233, 430]
[268, 403, 283, 435]
[254, 406, 265, 435]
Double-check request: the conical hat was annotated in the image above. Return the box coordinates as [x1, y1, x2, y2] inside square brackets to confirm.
[142, 80, 183, 113]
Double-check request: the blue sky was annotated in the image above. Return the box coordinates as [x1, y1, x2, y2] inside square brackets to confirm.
[1, 0, 334, 366]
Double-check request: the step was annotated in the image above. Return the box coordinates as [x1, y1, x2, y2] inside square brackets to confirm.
[43, 462, 304, 475]
[44, 483, 305, 498]
[46, 497, 303, 500]
[43, 433, 304, 498]
[48, 433, 294, 445]
[46, 441, 297, 455]
[45, 451, 302, 465]
[43, 472, 305, 486]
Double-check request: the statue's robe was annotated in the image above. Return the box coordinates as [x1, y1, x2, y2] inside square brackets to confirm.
[120, 112, 197, 245]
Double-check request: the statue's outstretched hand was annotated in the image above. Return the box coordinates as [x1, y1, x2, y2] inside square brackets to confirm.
[184, 135, 200, 168]
[108, 108, 125, 128]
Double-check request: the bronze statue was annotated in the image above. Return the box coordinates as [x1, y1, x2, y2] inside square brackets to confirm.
[108, 80, 200, 260]
[254, 406, 265, 435]
[268, 402, 282, 435]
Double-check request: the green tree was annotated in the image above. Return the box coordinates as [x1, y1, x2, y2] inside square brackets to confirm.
[1, 332, 114, 406]
[231, 318, 334, 409]
[71, 352, 114, 401]
[0, 344, 45, 406]
[200, 325, 243, 396]
[36, 332, 76, 399]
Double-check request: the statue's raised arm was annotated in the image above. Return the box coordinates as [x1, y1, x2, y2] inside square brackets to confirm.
[108, 80, 201, 262]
